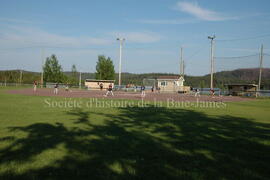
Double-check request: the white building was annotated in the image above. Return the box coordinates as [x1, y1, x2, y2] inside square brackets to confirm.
[157, 76, 190, 93]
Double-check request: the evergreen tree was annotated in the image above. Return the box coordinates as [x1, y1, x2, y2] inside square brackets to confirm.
[43, 54, 65, 83]
[95, 55, 115, 80]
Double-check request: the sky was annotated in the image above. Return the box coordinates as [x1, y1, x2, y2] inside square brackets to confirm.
[0, 0, 270, 75]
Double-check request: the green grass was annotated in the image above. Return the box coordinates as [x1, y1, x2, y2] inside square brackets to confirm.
[0, 87, 270, 180]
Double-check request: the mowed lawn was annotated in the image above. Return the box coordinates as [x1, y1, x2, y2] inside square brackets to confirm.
[0, 87, 269, 180]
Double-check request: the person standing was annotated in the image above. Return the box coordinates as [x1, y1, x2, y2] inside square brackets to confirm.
[141, 85, 146, 97]
[33, 81, 37, 92]
[100, 83, 103, 91]
[210, 89, 215, 97]
[54, 83, 59, 95]
[65, 84, 69, 92]
[195, 88, 200, 97]
[105, 83, 114, 97]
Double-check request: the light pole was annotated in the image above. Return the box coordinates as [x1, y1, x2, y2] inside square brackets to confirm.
[180, 47, 184, 77]
[208, 35, 215, 90]
[79, 71, 82, 89]
[20, 70, 23, 84]
[117, 38, 125, 88]
[41, 48, 44, 88]
[258, 44, 264, 91]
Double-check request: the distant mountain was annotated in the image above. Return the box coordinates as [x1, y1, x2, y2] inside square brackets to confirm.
[186, 68, 270, 89]
[63, 72, 95, 80]
[1, 68, 269, 89]
[119, 68, 270, 89]
[0, 70, 40, 84]
[215, 68, 270, 81]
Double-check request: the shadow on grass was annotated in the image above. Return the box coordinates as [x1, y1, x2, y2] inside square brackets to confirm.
[0, 106, 270, 179]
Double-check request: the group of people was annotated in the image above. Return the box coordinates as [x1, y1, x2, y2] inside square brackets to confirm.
[193, 88, 217, 97]
[33, 81, 60, 95]
[34, 81, 218, 98]
[33, 80, 154, 98]
[55, 83, 71, 94]
[101, 83, 146, 97]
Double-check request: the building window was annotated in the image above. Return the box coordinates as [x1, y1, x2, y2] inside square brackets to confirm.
[174, 81, 179, 86]
[160, 81, 167, 86]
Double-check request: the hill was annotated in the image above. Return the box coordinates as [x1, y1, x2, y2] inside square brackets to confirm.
[0, 68, 269, 89]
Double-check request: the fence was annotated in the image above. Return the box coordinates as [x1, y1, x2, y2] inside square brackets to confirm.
[214, 52, 270, 89]
[142, 78, 156, 88]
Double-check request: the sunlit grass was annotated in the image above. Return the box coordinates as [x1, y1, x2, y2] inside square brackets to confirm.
[0, 87, 269, 179]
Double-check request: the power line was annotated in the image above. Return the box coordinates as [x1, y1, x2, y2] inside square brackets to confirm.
[216, 33, 270, 42]
[185, 45, 208, 60]
[215, 54, 259, 59]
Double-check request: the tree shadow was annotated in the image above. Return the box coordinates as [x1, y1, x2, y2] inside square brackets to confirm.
[0, 106, 270, 179]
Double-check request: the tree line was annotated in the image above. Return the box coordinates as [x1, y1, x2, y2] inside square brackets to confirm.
[42, 54, 115, 85]
[0, 54, 269, 89]
[0, 54, 115, 86]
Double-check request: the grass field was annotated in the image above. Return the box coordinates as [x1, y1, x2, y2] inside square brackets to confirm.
[0, 87, 270, 180]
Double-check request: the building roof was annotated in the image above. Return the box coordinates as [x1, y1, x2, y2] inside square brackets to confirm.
[85, 79, 115, 82]
[157, 76, 180, 80]
[226, 84, 258, 87]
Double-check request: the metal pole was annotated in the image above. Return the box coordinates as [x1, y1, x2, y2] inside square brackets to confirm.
[258, 44, 264, 91]
[119, 42, 122, 86]
[210, 39, 213, 89]
[213, 39, 215, 75]
[20, 70, 23, 85]
[208, 35, 215, 90]
[79, 72, 82, 89]
[183, 61, 185, 76]
[41, 49, 44, 88]
[117, 38, 125, 88]
[180, 47, 183, 76]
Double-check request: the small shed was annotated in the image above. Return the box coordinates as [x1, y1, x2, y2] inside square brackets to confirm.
[157, 76, 190, 93]
[85, 79, 115, 90]
[227, 84, 258, 96]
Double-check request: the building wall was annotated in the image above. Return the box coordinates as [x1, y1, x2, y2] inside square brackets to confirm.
[157, 79, 190, 92]
[85, 81, 114, 89]
[229, 86, 257, 92]
[228, 85, 257, 96]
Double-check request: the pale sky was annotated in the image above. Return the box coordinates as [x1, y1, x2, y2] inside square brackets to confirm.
[0, 0, 270, 75]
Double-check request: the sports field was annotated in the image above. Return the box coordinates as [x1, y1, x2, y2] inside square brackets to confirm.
[0, 87, 270, 179]
[9, 88, 249, 102]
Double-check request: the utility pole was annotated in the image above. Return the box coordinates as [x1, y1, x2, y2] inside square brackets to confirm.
[258, 44, 264, 91]
[117, 38, 125, 88]
[208, 35, 216, 90]
[41, 48, 44, 88]
[180, 47, 184, 77]
[20, 70, 23, 84]
[79, 71, 82, 89]
[183, 61, 185, 76]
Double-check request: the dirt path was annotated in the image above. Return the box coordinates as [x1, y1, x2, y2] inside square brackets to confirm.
[8, 88, 252, 102]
